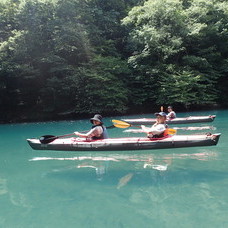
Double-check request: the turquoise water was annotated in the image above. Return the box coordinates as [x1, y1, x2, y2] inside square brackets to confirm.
[0, 110, 227, 228]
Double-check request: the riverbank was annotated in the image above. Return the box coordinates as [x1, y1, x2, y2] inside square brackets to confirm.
[0, 103, 223, 124]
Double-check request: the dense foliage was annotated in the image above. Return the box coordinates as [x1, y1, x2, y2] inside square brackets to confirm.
[0, 0, 227, 122]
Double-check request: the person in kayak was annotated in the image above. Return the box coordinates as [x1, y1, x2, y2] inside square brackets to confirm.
[167, 106, 176, 120]
[74, 114, 108, 140]
[141, 112, 168, 138]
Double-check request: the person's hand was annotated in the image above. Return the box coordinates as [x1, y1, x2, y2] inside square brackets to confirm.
[141, 125, 151, 133]
[141, 125, 147, 131]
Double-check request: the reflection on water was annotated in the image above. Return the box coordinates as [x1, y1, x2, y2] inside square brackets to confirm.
[0, 177, 33, 212]
[29, 150, 217, 165]
[9, 192, 33, 209]
[77, 163, 107, 181]
[29, 150, 218, 188]
[0, 178, 7, 195]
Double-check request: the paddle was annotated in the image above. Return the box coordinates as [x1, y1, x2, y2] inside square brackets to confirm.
[40, 119, 177, 144]
[112, 119, 177, 135]
[39, 124, 116, 144]
[40, 134, 75, 144]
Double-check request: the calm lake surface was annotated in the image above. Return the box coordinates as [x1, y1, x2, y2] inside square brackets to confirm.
[0, 110, 227, 228]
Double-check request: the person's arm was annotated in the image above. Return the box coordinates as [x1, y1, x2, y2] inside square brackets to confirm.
[150, 124, 166, 135]
[141, 125, 151, 133]
[142, 124, 166, 136]
[74, 129, 94, 138]
[75, 126, 102, 138]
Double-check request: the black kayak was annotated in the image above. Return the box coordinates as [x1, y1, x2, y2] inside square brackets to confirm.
[122, 115, 216, 125]
[27, 133, 221, 151]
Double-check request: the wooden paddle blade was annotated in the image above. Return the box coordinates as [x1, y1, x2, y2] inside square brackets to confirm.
[168, 129, 176, 134]
[112, 119, 131, 128]
[113, 123, 130, 128]
[39, 135, 58, 144]
[165, 129, 177, 135]
[112, 119, 128, 125]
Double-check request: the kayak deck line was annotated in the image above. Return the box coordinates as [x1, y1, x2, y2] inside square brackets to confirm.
[122, 115, 216, 125]
[124, 126, 216, 133]
[27, 133, 221, 151]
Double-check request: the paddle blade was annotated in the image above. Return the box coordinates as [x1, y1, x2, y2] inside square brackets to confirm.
[112, 120, 131, 128]
[165, 129, 177, 135]
[39, 135, 58, 144]
[114, 123, 130, 129]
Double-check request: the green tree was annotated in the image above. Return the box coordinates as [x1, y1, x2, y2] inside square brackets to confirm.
[0, 0, 133, 121]
[123, 0, 228, 107]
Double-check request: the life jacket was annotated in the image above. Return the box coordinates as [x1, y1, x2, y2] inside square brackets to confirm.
[91, 125, 108, 140]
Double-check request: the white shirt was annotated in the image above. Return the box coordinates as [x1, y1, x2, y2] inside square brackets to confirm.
[167, 111, 176, 119]
[141, 123, 166, 136]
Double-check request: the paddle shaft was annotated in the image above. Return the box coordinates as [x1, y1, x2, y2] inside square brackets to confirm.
[112, 119, 176, 134]
[40, 124, 116, 144]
